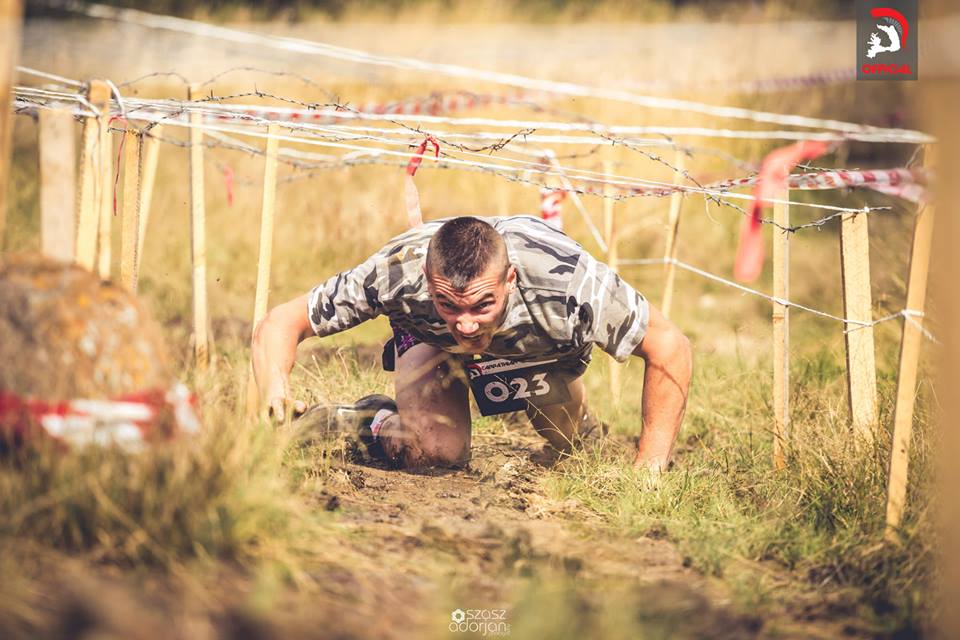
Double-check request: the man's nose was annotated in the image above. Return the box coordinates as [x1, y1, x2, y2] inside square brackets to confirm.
[456, 315, 480, 335]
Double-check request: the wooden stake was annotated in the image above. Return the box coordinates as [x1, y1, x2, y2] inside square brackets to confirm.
[38, 108, 76, 261]
[772, 193, 789, 470]
[188, 84, 209, 370]
[120, 128, 142, 290]
[661, 151, 686, 319]
[76, 80, 111, 272]
[96, 91, 113, 280]
[840, 209, 879, 442]
[136, 124, 161, 274]
[885, 161, 936, 539]
[246, 123, 280, 416]
[603, 157, 622, 403]
[0, 0, 22, 251]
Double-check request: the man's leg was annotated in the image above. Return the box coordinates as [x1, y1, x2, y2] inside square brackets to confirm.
[376, 342, 472, 468]
[524, 375, 588, 454]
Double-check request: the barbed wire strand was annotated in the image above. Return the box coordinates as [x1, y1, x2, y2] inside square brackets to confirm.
[620, 257, 939, 343]
[44, 0, 934, 143]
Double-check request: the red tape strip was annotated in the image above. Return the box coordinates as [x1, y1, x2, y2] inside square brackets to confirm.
[405, 136, 440, 177]
[733, 140, 833, 282]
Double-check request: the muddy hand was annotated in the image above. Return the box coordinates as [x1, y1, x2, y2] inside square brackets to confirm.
[268, 396, 308, 422]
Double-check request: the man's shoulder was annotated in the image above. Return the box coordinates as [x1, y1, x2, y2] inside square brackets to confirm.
[496, 216, 588, 292]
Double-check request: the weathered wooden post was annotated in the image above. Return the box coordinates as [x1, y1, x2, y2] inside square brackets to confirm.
[603, 157, 622, 403]
[38, 108, 76, 261]
[246, 123, 280, 416]
[135, 124, 162, 276]
[772, 192, 790, 470]
[0, 0, 22, 251]
[840, 208, 879, 442]
[120, 127, 142, 290]
[885, 153, 936, 540]
[188, 84, 209, 371]
[76, 80, 111, 272]
[96, 98, 113, 280]
[661, 151, 686, 319]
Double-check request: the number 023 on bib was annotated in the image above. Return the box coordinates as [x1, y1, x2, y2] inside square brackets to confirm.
[465, 357, 571, 417]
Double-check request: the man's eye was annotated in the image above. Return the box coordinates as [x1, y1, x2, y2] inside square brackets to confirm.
[476, 302, 492, 311]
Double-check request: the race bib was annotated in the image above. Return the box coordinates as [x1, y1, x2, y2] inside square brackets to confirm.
[465, 357, 571, 417]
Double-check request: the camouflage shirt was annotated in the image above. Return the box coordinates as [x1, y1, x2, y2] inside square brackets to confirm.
[307, 216, 649, 366]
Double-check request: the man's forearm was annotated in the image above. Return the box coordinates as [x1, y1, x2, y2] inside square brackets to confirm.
[252, 294, 313, 416]
[252, 319, 297, 393]
[632, 326, 692, 472]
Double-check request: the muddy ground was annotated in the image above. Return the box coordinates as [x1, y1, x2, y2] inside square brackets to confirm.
[2, 344, 869, 640]
[8, 426, 866, 639]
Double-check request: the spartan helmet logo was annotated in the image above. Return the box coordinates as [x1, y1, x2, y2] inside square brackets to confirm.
[866, 7, 909, 59]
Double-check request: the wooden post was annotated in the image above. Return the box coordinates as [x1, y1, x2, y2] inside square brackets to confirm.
[120, 128, 142, 290]
[603, 157, 622, 403]
[885, 162, 936, 539]
[661, 151, 686, 319]
[38, 108, 76, 261]
[76, 80, 111, 272]
[246, 123, 280, 416]
[96, 90, 113, 280]
[840, 209, 879, 442]
[772, 193, 789, 470]
[188, 84, 209, 371]
[136, 124, 161, 275]
[0, 0, 22, 251]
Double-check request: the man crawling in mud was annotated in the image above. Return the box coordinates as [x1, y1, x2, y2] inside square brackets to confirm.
[253, 215, 692, 472]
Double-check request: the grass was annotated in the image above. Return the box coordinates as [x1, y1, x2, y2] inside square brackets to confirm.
[548, 350, 936, 634]
[2, 9, 942, 636]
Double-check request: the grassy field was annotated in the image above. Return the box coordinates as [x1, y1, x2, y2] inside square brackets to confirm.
[0, 6, 942, 638]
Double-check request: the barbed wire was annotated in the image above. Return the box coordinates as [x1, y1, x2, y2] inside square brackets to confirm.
[43, 0, 935, 144]
[13, 83, 919, 236]
[9, 66, 938, 345]
[619, 257, 939, 344]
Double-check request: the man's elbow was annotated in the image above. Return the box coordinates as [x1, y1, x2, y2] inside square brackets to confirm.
[637, 322, 692, 371]
[661, 326, 692, 370]
[252, 297, 312, 350]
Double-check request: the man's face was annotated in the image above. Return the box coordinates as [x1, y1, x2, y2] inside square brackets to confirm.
[426, 263, 516, 354]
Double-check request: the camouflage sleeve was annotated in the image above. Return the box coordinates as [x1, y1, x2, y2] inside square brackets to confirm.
[306, 252, 386, 337]
[567, 253, 649, 361]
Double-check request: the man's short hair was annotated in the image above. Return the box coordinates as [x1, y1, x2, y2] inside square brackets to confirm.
[425, 217, 509, 291]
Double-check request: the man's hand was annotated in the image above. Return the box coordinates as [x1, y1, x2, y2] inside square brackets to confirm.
[252, 293, 315, 424]
[264, 371, 307, 422]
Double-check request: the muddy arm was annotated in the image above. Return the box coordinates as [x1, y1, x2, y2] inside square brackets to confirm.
[631, 304, 693, 473]
[252, 293, 314, 421]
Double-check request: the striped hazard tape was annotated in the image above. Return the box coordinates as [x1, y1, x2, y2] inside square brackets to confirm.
[0, 384, 201, 453]
[197, 89, 551, 124]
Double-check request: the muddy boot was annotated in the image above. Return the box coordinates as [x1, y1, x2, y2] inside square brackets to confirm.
[295, 394, 397, 459]
[574, 412, 609, 449]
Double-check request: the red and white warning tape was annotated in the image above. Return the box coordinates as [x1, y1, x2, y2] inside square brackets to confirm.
[146, 89, 549, 125]
[539, 188, 566, 230]
[0, 383, 201, 452]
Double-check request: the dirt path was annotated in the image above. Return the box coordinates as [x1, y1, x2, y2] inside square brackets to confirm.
[300, 410, 862, 639]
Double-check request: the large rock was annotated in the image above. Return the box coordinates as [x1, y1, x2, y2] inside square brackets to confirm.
[0, 254, 197, 450]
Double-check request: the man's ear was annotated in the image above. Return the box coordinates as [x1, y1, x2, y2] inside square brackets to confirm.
[505, 265, 517, 291]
